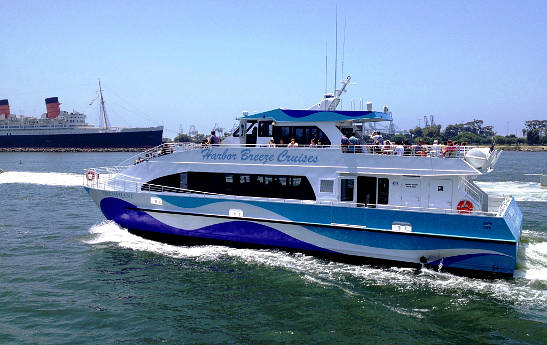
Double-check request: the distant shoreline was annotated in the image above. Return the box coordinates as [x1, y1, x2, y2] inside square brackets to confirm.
[0, 147, 150, 153]
[0, 145, 545, 153]
[494, 145, 546, 152]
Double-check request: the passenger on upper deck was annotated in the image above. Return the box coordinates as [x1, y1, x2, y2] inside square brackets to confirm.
[444, 140, 456, 157]
[309, 138, 317, 148]
[208, 131, 220, 145]
[348, 132, 359, 153]
[268, 139, 276, 148]
[370, 131, 383, 144]
[341, 132, 350, 152]
[414, 140, 426, 156]
[394, 140, 405, 156]
[404, 140, 411, 156]
[382, 140, 393, 154]
[287, 138, 299, 148]
[431, 139, 442, 157]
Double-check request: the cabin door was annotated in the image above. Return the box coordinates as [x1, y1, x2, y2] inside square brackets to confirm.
[357, 176, 377, 207]
[428, 180, 453, 210]
[401, 178, 421, 207]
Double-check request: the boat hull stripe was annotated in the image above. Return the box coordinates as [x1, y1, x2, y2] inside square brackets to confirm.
[128, 206, 517, 245]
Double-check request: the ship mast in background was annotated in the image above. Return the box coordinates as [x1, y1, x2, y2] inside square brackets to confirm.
[98, 80, 110, 129]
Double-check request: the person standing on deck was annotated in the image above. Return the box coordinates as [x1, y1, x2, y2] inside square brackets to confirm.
[431, 139, 442, 157]
[208, 131, 220, 145]
[348, 132, 359, 153]
[341, 132, 350, 152]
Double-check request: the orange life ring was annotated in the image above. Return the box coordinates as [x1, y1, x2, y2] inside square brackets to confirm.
[457, 200, 473, 214]
[86, 170, 95, 181]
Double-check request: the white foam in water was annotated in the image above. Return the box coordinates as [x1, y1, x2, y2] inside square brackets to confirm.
[476, 181, 547, 202]
[515, 241, 547, 281]
[87, 221, 547, 309]
[0, 171, 83, 187]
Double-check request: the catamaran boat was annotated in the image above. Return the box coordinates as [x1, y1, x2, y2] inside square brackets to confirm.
[84, 76, 523, 277]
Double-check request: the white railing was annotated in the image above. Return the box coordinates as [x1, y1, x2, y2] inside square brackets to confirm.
[488, 195, 507, 215]
[460, 177, 489, 212]
[124, 142, 479, 160]
[83, 171, 504, 217]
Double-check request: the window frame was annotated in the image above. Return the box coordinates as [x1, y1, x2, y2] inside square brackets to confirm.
[339, 177, 356, 202]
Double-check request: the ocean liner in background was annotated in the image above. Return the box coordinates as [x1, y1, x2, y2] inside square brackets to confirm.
[0, 82, 163, 149]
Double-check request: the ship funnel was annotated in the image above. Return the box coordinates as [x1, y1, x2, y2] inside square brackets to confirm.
[0, 99, 9, 119]
[45, 97, 61, 119]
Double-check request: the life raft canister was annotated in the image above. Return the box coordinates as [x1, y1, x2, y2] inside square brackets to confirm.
[457, 200, 473, 214]
[86, 170, 95, 181]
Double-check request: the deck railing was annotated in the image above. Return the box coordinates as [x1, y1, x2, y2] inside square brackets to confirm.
[123, 142, 482, 167]
[460, 177, 490, 212]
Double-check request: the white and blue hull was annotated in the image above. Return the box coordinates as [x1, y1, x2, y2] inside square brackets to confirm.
[86, 188, 523, 276]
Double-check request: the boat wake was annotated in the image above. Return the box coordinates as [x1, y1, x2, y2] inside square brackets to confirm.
[86, 221, 547, 310]
[476, 181, 546, 202]
[0, 171, 83, 187]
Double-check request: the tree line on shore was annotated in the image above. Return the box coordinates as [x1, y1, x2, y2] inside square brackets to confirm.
[389, 119, 546, 145]
[173, 119, 547, 146]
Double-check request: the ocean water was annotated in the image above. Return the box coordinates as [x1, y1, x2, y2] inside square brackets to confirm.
[0, 151, 545, 344]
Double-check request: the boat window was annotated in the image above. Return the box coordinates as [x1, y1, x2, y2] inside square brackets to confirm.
[294, 127, 304, 140]
[281, 127, 290, 139]
[258, 121, 273, 137]
[180, 172, 188, 189]
[378, 178, 389, 204]
[143, 173, 182, 193]
[340, 179, 354, 202]
[143, 172, 316, 200]
[272, 126, 331, 146]
[225, 174, 235, 194]
[246, 122, 257, 134]
[320, 179, 334, 193]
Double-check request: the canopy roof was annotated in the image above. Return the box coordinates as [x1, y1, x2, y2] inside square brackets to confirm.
[241, 109, 392, 123]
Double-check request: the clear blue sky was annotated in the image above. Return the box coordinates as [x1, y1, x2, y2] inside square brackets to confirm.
[1, 0, 546, 137]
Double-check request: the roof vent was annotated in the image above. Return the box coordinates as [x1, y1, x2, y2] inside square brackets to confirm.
[366, 102, 372, 111]
[242, 110, 249, 116]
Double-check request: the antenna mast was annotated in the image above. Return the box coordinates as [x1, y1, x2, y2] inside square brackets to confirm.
[333, 5, 338, 95]
[325, 41, 328, 95]
[98, 80, 110, 129]
[341, 17, 346, 81]
[340, 17, 346, 109]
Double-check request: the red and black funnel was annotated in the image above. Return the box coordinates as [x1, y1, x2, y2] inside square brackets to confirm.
[0, 99, 9, 119]
[45, 97, 61, 119]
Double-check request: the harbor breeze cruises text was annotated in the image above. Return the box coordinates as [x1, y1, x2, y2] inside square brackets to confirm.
[201, 148, 319, 164]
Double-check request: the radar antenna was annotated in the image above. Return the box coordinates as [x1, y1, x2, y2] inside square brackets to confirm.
[327, 75, 351, 110]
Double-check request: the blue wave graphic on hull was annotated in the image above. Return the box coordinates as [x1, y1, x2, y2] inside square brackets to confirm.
[98, 197, 516, 274]
[100, 197, 331, 252]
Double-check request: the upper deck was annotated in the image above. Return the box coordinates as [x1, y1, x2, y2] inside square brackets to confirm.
[83, 142, 510, 218]
[116, 142, 500, 178]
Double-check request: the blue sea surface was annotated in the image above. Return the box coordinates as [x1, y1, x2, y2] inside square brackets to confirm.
[0, 151, 545, 344]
